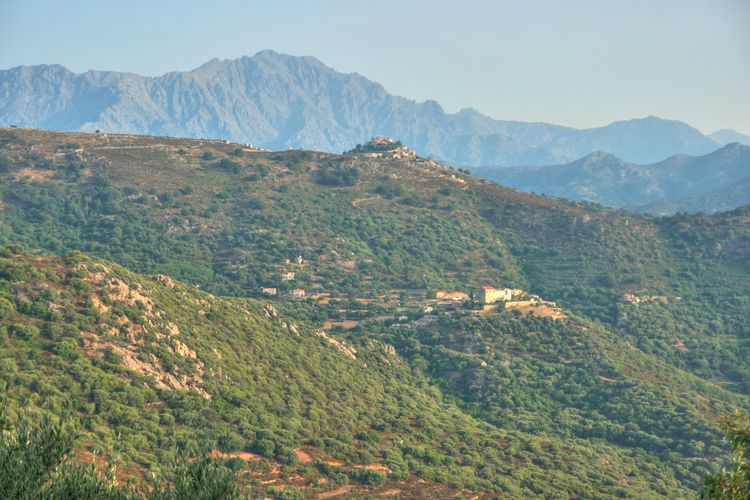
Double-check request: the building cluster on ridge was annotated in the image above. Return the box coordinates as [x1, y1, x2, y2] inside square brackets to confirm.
[347, 136, 417, 160]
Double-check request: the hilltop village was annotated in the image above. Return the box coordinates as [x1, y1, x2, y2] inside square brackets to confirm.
[247, 136, 568, 330]
[261, 256, 564, 331]
[249, 137, 565, 329]
[261, 253, 564, 330]
[346, 136, 417, 160]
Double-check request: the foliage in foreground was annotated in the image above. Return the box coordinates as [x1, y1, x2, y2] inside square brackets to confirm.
[0, 410, 240, 499]
[702, 411, 750, 499]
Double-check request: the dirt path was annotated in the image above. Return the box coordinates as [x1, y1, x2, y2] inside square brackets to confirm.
[321, 459, 346, 467]
[319, 458, 390, 472]
[379, 489, 402, 496]
[355, 463, 390, 471]
[317, 485, 353, 498]
[210, 450, 263, 461]
[90, 145, 170, 150]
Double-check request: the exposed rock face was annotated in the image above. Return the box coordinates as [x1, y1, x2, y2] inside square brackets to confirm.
[155, 274, 175, 288]
[314, 329, 357, 360]
[80, 263, 211, 399]
[0, 51, 722, 166]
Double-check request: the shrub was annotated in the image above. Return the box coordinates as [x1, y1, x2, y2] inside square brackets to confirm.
[373, 184, 404, 199]
[0, 155, 12, 172]
[243, 198, 264, 210]
[0, 298, 16, 320]
[154, 456, 239, 499]
[9, 323, 39, 341]
[217, 432, 245, 452]
[253, 439, 275, 457]
[348, 468, 387, 486]
[54, 338, 80, 360]
[702, 411, 750, 499]
[0, 414, 132, 499]
[315, 166, 359, 187]
[216, 158, 241, 174]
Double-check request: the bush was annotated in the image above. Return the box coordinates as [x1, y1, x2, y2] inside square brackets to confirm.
[400, 195, 425, 207]
[243, 197, 265, 210]
[42, 322, 64, 340]
[254, 439, 276, 457]
[216, 158, 241, 174]
[224, 457, 247, 471]
[2, 413, 242, 498]
[316, 166, 359, 187]
[9, 323, 39, 341]
[64, 251, 87, 265]
[217, 432, 245, 452]
[54, 338, 80, 360]
[0, 414, 132, 499]
[275, 446, 299, 465]
[0, 155, 12, 172]
[373, 184, 404, 199]
[0, 298, 16, 320]
[156, 457, 239, 499]
[348, 468, 387, 486]
[702, 411, 750, 499]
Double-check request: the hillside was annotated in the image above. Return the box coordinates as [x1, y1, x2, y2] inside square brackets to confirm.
[0, 248, 706, 498]
[471, 143, 750, 214]
[1, 128, 749, 497]
[0, 51, 723, 167]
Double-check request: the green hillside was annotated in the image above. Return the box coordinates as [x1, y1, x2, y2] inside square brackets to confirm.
[0, 128, 748, 497]
[0, 248, 698, 498]
[354, 311, 744, 486]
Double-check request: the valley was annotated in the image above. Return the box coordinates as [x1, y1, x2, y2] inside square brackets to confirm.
[0, 128, 749, 498]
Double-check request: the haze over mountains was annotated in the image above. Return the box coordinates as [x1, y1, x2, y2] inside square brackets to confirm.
[0, 50, 743, 168]
[709, 129, 750, 146]
[472, 142, 750, 214]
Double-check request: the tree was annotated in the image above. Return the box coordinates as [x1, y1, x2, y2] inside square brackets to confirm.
[216, 158, 242, 174]
[315, 165, 359, 187]
[702, 411, 750, 499]
[0, 411, 131, 499]
[154, 457, 239, 500]
[0, 408, 240, 499]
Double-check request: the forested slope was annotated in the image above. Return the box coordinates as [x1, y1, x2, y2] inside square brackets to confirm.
[0, 128, 748, 497]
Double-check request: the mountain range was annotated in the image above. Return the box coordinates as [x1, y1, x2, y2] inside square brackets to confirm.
[0, 50, 745, 167]
[471, 142, 750, 214]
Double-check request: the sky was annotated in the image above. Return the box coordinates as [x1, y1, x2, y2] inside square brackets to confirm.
[1, 0, 749, 135]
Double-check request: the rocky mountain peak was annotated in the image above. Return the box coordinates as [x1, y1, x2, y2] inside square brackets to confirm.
[0, 52, 724, 166]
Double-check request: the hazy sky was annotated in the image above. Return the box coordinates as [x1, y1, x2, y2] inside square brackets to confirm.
[2, 0, 749, 134]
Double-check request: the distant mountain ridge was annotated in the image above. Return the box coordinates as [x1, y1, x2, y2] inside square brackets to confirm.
[710, 129, 750, 146]
[0, 50, 733, 166]
[471, 142, 750, 214]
